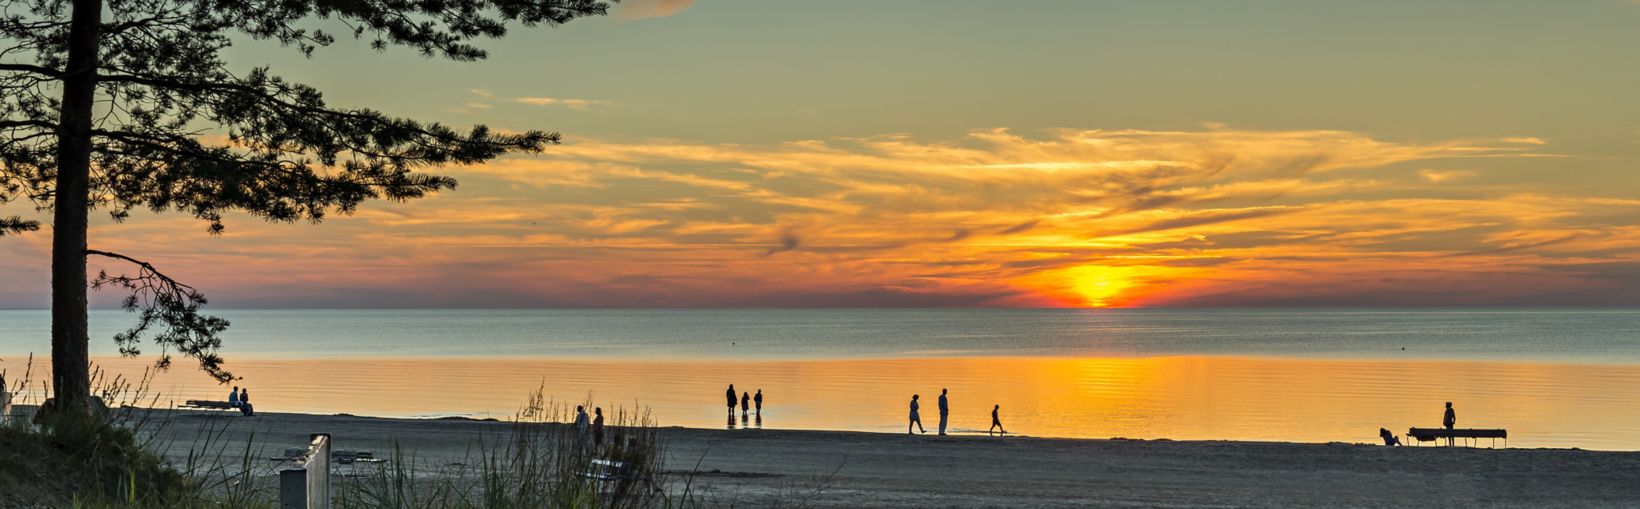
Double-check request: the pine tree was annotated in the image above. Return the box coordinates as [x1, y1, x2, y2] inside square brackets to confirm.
[1, 0, 612, 419]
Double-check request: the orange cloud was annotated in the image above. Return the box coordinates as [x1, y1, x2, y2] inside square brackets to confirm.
[4, 127, 1635, 309]
[616, 0, 694, 20]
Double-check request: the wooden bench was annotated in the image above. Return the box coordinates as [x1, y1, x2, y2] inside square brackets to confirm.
[1407, 427, 1507, 448]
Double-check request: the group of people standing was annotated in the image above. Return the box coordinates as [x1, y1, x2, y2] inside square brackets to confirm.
[574, 405, 607, 445]
[725, 384, 763, 420]
[909, 389, 1005, 437]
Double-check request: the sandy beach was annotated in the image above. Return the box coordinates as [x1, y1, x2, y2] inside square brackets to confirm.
[139, 409, 1640, 508]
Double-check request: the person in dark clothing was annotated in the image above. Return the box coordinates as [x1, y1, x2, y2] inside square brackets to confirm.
[908, 394, 926, 434]
[740, 391, 750, 416]
[725, 385, 737, 416]
[1443, 402, 1457, 446]
[754, 389, 763, 417]
[238, 388, 255, 416]
[937, 388, 950, 435]
[989, 404, 1005, 436]
[1379, 427, 1401, 446]
[593, 407, 606, 446]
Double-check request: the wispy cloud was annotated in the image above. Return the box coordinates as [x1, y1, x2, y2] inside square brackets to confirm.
[1418, 169, 1478, 183]
[615, 0, 695, 20]
[515, 97, 613, 110]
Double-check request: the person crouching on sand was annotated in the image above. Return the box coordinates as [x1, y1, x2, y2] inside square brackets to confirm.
[1379, 428, 1401, 446]
[909, 394, 926, 434]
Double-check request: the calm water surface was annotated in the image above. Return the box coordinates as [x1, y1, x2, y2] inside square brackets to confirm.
[2, 309, 1638, 449]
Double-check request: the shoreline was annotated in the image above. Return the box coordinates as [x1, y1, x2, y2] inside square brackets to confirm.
[135, 409, 1640, 507]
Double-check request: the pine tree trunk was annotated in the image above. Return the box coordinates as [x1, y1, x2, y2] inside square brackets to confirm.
[50, 0, 102, 416]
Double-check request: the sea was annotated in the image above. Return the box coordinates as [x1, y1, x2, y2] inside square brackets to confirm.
[2, 308, 1639, 450]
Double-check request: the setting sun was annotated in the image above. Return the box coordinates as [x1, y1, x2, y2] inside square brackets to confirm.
[1066, 265, 1138, 308]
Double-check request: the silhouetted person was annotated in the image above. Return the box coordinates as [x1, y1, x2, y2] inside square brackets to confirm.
[725, 384, 737, 416]
[0, 373, 9, 424]
[1379, 428, 1401, 446]
[1443, 402, 1457, 446]
[574, 405, 590, 434]
[937, 388, 950, 435]
[989, 404, 1005, 436]
[741, 391, 750, 416]
[228, 386, 240, 407]
[593, 407, 606, 446]
[909, 394, 926, 434]
[238, 388, 255, 416]
[754, 389, 763, 416]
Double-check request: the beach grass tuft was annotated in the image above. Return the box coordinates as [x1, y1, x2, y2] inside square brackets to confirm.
[338, 385, 698, 508]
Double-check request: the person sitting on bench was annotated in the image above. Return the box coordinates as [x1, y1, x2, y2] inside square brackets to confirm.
[1379, 427, 1401, 446]
[238, 387, 255, 416]
[228, 386, 240, 408]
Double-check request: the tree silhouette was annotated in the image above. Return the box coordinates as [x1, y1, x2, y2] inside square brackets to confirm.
[1, 0, 612, 419]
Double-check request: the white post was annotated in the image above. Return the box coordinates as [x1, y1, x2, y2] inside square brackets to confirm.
[310, 433, 332, 509]
[279, 433, 332, 509]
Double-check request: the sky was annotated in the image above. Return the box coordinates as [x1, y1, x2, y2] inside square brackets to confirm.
[3, 0, 1640, 308]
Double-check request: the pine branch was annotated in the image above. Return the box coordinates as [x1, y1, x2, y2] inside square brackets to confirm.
[87, 249, 233, 383]
[0, 63, 62, 78]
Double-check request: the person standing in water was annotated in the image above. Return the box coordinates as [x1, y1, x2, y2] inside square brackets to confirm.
[989, 404, 1005, 436]
[908, 394, 926, 434]
[725, 384, 737, 416]
[1443, 402, 1457, 446]
[754, 389, 763, 417]
[937, 388, 950, 435]
[741, 391, 751, 416]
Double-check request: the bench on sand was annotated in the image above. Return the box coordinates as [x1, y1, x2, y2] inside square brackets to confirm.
[1407, 427, 1507, 448]
[582, 458, 661, 499]
[180, 400, 239, 413]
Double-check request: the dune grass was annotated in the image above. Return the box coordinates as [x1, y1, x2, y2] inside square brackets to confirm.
[2, 360, 716, 508]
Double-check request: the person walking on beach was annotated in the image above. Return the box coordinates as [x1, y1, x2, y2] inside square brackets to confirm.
[937, 388, 950, 435]
[754, 389, 763, 417]
[909, 394, 926, 434]
[990, 404, 1005, 436]
[726, 384, 737, 416]
[593, 407, 606, 446]
[1443, 402, 1457, 446]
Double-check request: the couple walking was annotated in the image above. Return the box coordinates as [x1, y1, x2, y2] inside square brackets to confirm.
[725, 384, 763, 417]
[909, 389, 1004, 436]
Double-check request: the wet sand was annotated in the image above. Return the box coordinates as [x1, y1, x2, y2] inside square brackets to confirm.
[144, 410, 1640, 508]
